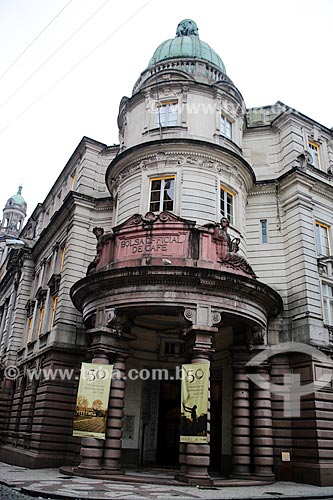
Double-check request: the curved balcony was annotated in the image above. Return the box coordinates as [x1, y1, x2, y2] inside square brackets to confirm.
[71, 212, 282, 331]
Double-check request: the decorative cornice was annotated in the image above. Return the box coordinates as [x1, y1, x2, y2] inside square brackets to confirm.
[71, 266, 283, 321]
[109, 149, 247, 190]
[106, 138, 256, 188]
[248, 188, 276, 196]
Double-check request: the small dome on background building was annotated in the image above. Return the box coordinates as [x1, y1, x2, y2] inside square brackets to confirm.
[0, 186, 27, 241]
[148, 19, 226, 74]
[6, 186, 26, 208]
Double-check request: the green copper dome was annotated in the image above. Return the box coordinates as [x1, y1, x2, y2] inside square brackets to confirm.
[149, 19, 226, 74]
[10, 186, 26, 205]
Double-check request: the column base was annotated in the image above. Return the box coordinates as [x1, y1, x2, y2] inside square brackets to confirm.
[76, 465, 104, 474]
[253, 473, 275, 481]
[229, 472, 252, 479]
[175, 473, 213, 485]
[102, 466, 122, 474]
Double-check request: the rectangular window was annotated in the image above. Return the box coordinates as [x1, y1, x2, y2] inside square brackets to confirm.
[34, 272, 40, 295]
[221, 115, 232, 140]
[37, 307, 44, 337]
[156, 101, 178, 127]
[26, 317, 33, 343]
[149, 176, 175, 212]
[315, 222, 330, 256]
[44, 210, 50, 225]
[322, 283, 333, 325]
[50, 295, 58, 329]
[260, 219, 268, 244]
[56, 191, 62, 209]
[59, 245, 66, 272]
[164, 342, 181, 355]
[220, 186, 234, 224]
[308, 141, 321, 169]
[70, 172, 76, 191]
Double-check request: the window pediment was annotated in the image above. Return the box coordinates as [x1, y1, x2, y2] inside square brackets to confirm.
[47, 273, 61, 297]
[35, 287, 47, 304]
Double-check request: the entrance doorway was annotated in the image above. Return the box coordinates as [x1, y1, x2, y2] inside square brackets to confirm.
[156, 380, 180, 465]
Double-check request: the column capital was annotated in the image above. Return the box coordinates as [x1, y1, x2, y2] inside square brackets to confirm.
[183, 305, 222, 329]
[186, 326, 216, 360]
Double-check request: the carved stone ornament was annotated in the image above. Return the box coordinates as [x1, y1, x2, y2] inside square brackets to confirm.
[327, 325, 333, 344]
[142, 211, 158, 229]
[35, 287, 47, 305]
[176, 19, 199, 37]
[248, 327, 266, 347]
[184, 308, 196, 322]
[213, 218, 257, 278]
[24, 219, 37, 240]
[297, 150, 312, 170]
[123, 211, 185, 230]
[211, 311, 222, 325]
[25, 299, 35, 318]
[112, 151, 243, 187]
[105, 309, 129, 336]
[179, 310, 194, 337]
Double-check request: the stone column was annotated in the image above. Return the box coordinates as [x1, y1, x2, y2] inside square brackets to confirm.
[77, 351, 108, 472]
[252, 365, 274, 479]
[103, 353, 127, 472]
[180, 325, 215, 485]
[231, 351, 251, 477]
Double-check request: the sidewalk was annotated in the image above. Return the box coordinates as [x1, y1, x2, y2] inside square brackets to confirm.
[1, 462, 333, 500]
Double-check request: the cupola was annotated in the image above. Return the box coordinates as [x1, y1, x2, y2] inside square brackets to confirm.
[148, 19, 226, 74]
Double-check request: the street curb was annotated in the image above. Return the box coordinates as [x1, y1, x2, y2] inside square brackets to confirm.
[19, 486, 333, 500]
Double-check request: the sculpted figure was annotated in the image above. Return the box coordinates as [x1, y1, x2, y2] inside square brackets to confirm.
[86, 227, 105, 275]
[176, 19, 199, 37]
[213, 217, 256, 278]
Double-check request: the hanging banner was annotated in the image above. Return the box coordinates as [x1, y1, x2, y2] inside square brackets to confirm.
[73, 363, 113, 439]
[180, 362, 210, 443]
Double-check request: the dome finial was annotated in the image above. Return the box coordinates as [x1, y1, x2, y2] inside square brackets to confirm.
[176, 19, 199, 37]
[18, 185, 22, 195]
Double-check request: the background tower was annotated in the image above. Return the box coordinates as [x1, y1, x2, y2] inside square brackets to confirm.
[0, 186, 27, 263]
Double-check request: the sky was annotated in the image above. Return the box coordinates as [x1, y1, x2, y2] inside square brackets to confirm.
[0, 0, 332, 220]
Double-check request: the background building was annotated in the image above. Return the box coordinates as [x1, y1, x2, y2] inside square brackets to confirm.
[0, 19, 332, 486]
[0, 187, 27, 267]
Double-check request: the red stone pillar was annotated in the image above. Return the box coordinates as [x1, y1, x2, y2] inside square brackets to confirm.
[77, 352, 108, 472]
[180, 326, 215, 485]
[253, 365, 274, 479]
[231, 357, 251, 477]
[0, 377, 14, 442]
[103, 354, 127, 472]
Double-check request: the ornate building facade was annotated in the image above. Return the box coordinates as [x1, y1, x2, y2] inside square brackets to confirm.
[0, 19, 332, 487]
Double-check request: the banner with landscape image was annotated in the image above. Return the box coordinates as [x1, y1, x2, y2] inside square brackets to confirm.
[73, 362, 113, 439]
[180, 362, 209, 443]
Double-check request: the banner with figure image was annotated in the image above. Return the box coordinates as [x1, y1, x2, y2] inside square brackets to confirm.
[180, 362, 209, 443]
[73, 363, 113, 439]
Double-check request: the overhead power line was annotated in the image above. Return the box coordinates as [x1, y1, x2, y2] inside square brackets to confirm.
[0, 0, 111, 112]
[0, 0, 153, 137]
[0, 0, 73, 81]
